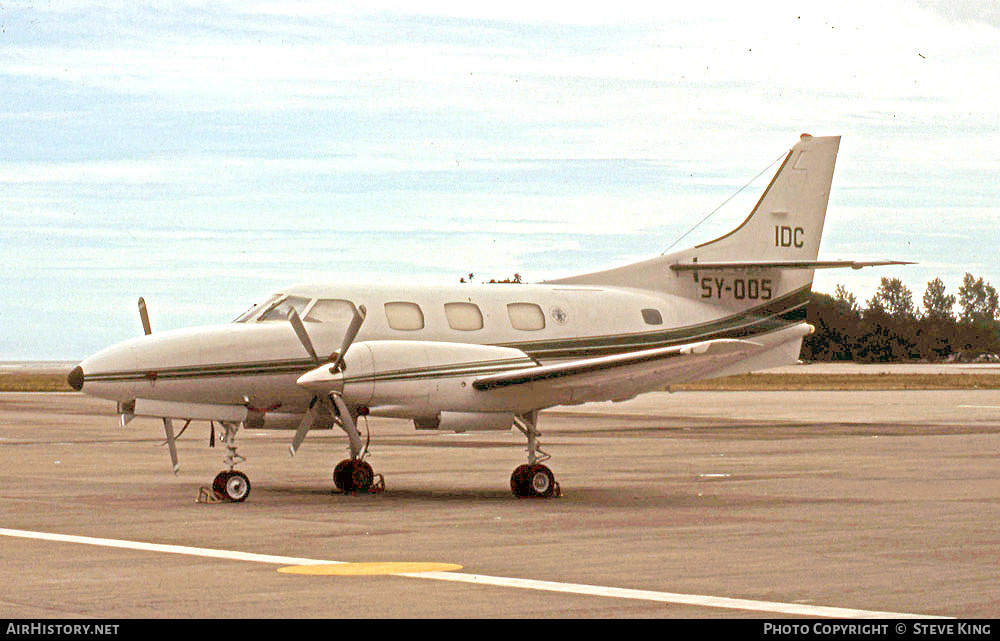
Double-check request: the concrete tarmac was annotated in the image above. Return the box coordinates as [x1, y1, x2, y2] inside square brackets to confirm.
[1, 390, 997, 618]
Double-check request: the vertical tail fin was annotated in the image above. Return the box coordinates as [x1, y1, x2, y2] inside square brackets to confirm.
[547, 134, 841, 298]
[688, 134, 840, 264]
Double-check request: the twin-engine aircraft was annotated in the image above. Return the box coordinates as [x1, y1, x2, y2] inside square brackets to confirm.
[70, 134, 909, 501]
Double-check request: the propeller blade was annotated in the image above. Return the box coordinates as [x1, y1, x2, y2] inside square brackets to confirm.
[329, 304, 367, 372]
[288, 308, 319, 364]
[289, 397, 321, 457]
[138, 297, 152, 335]
[162, 418, 179, 475]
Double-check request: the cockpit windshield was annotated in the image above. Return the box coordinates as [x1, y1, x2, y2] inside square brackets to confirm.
[257, 295, 312, 321]
[233, 294, 282, 323]
[234, 294, 355, 323]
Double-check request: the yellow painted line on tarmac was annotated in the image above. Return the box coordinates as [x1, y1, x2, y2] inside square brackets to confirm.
[0, 527, 949, 618]
[278, 562, 462, 576]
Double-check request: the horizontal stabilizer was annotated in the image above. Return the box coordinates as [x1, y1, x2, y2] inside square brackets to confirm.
[670, 259, 915, 272]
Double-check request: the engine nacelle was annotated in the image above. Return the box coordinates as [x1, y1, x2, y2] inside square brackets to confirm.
[414, 411, 515, 432]
[297, 340, 535, 418]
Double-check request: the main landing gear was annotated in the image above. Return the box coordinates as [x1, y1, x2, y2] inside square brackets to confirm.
[331, 397, 383, 494]
[511, 411, 560, 498]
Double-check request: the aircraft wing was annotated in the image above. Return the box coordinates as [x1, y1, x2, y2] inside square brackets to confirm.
[472, 338, 763, 402]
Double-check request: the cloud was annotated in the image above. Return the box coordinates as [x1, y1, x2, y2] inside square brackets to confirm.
[0, 161, 167, 184]
[914, 0, 1000, 29]
[2, 1, 999, 357]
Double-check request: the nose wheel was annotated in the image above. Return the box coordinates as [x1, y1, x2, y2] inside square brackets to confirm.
[208, 421, 251, 502]
[211, 470, 251, 502]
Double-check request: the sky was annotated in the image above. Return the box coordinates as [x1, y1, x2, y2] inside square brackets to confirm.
[1, 1, 998, 359]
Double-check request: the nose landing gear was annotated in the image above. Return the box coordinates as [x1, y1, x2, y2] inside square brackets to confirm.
[330, 400, 384, 494]
[206, 421, 252, 503]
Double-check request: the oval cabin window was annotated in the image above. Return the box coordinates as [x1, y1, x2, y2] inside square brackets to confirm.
[385, 302, 425, 331]
[507, 303, 545, 331]
[444, 302, 484, 331]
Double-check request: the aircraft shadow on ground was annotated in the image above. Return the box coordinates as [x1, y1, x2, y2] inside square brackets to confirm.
[254, 484, 881, 509]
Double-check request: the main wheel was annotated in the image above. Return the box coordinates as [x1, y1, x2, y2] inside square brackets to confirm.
[510, 464, 533, 497]
[333, 459, 374, 493]
[511, 464, 556, 498]
[528, 465, 555, 498]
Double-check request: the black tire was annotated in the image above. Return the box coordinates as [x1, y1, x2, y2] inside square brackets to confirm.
[352, 461, 374, 493]
[333, 459, 374, 493]
[212, 471, 231, 500]
[333, 460, 351, 491]
[510, 464, 533, 497]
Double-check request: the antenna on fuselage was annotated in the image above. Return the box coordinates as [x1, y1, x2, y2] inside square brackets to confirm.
[663, 149, 787, 253]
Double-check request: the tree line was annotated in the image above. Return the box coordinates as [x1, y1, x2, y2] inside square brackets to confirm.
[802, 274, 1000, 362]
[466, 271, 999, 362]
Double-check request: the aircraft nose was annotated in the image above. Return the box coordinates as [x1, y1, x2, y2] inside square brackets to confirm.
[67, 365, 84, 391]
[76, 340, 141, 401]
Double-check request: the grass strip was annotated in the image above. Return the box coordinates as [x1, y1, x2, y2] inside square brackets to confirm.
[3, 371, 1000, 393]
[0, 373, 74, 392]
[674, 373, 1000, 391]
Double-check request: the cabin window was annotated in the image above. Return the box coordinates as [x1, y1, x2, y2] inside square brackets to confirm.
[305, 299, 356, 323]
[507, 302, 545, 331]
[641, 308, 663, 325]
[258, 295, 312, 321]
[385, 302, 425, 331]
[444, 302, 484, 331]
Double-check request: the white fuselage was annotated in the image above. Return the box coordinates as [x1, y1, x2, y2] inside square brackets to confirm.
[76, 280, 809, 418]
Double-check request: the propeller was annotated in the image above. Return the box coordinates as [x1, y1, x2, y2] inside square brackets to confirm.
[288, 308, 318, 363]
[162, 418, 180, 475]
[137, 297, 180, 472]
[138, 297, 152, 335]
[287, 303, 367, 456]
[330, 303, 366, 373]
